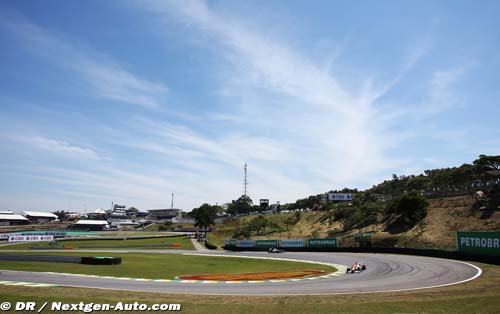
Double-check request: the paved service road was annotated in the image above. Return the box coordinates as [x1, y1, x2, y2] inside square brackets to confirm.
[0, 251, 481, 295]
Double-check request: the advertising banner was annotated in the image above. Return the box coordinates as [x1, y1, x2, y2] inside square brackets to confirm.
[308, 238, 338, 248]
[327, 193, 354, 201]
[0, 233, 11, 239]
[280, 239, 305, 248]
[17, 231, 67, 237]
[255, 240, 278, 248]
[457, 231, 500, 256]
[8, 235, 54, 242]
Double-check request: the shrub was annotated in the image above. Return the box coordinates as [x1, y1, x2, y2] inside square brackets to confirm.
[204, 240, 217, 250]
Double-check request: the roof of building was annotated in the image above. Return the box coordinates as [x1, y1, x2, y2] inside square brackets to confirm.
[22, 211, 58, 218]
[0, 214, 29, 221]
[93, 209, 106, 214]
[0, 211, 14, 215]
[74, 220, 109, 225]
[148, 208, 182, 212]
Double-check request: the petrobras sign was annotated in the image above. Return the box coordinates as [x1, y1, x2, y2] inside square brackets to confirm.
[280, 239, 305, 248]
[457, 231, 500, 256]
[308, 238, 338, 248]
[256, 239, 278, 248]
[235, 240, 255, 248]
[8, 235, 54, 242]
[327, 193, 355, 201]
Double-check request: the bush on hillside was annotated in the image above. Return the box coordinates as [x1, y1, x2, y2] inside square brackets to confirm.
[384, 191, 429, 233]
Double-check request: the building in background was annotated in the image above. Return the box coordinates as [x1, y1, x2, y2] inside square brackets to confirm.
[86, 209, 107, 220]
[148, 208, 182, 221]
[70, 220, 109, 231]
[0, 213, 29, 226]
[22, 211, 58, 224]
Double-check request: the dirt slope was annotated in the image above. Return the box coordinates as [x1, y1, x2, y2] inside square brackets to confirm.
[211, 195, 500, 250]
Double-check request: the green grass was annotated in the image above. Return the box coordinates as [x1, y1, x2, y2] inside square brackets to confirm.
[0, 262, 498, 313]
[0, 235, 193, 250]
[0, 252, 336, 279]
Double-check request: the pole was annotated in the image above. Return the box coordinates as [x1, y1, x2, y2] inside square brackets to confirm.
[171, 193, 174, 210]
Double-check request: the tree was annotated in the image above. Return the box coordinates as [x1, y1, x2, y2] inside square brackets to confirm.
[227, 195, 253, 216]
[384, 191, 428, 231]
[52, 210, 68, 221]
[248, 215, 268, 235]
[233, 224, 252, 239]
[191, 203, 218, 229]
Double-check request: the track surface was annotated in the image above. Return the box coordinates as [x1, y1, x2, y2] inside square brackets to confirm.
[0, 250, 481, 295]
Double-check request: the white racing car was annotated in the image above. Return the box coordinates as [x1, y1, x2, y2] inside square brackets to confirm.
[268, 247, 284, 253]
[346, 261, 366, 274]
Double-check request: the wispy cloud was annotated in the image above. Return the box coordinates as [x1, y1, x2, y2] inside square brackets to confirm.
[2, 134, 103, 161]
[135, 0, 416, 191]
[0, 12, 168, 109]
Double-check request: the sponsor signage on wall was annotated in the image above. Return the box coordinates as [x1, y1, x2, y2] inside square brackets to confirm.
[0, 233, 10, 239]
[235, 240, 255, 248]
[280, 239, 305, 248]
[19, 231, 67, 237]
[308, 238, 338, 248]
[256, 240, 278, 248]
[8, 235, 54, 242]
[327, 193, 354, 201]
[457, 231, 500, 256]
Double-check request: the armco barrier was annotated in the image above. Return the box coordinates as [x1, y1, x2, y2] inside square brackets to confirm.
[457, 231, 500, 257]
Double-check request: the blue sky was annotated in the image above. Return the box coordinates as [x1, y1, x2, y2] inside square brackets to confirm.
[0, 0, 499, 212]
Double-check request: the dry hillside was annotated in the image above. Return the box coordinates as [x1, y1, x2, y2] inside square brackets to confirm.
[210, 195, 500, 250]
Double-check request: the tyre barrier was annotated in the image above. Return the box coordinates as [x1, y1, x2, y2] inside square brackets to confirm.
[81, 256, 122, 265]
[0, 254, 81, 263]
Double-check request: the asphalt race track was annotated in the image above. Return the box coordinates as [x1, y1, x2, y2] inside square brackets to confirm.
[0, 251, 481, 295]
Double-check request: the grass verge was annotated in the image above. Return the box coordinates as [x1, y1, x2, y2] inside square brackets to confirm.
[0, 235, 193, 250]
[0, 252, 336, 279]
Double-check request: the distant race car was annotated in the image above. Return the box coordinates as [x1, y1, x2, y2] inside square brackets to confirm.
[346, 261, 366, 274]
[268, 247, 284, 253]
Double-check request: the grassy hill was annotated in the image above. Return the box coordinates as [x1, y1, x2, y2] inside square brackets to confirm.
[208, 195, 500, 250]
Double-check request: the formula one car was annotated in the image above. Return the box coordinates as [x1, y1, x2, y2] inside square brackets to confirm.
[346, 261, 366, 274]
[268, 247, 284, 253]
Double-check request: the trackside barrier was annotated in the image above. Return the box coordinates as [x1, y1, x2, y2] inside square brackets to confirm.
[308, 238, 339, 248]
[224, 238, 339, 251]
[256, 240, 279, 249]
[457, 231, 500, 257]
[281, 239, 305, 248]
[223, 243, 500, 266]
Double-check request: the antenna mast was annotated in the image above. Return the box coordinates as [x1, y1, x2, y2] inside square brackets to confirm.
[243, 163, 248, 197]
